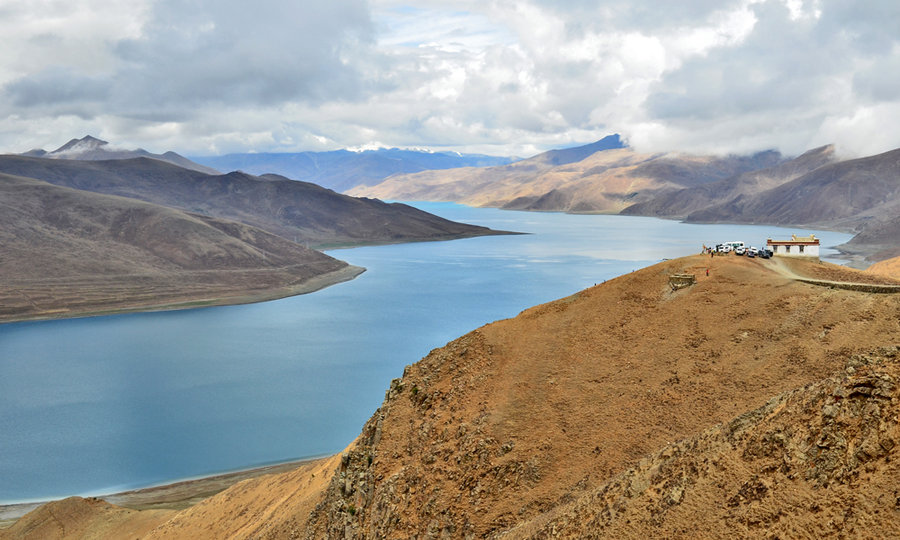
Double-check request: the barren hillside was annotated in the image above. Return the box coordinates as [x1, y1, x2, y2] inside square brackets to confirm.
[508, 346, 900, 538]
[868, 255, 900, 279]
[622, 145, 836, 218]
[0, 173, 355, 322]
[349, 143, 781, 214]
[7, 254, 898, 538]
[687, 149, 900, 228]
[0, 155, 506, 248]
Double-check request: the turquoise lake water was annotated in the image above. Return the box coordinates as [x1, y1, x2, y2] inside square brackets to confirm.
[0, 204, 853, 502]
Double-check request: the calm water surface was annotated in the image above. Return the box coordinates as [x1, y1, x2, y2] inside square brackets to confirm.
[0, 204, 852, 502]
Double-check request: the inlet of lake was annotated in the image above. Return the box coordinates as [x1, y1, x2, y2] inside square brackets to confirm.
[0, 203, 853, 503]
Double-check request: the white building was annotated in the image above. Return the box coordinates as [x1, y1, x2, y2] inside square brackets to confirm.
[766, 234, 820, 258]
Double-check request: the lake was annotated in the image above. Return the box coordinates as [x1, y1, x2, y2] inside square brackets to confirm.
[0, 204, 853, 503]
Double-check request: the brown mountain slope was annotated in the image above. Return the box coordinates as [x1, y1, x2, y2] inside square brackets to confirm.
[868, 254, 900, 279]
[0, 497, 173, 540]
[622, 145, 836, 218]
[0, 155, 506, 248]
[299, 255, 899, 538]
[841, 214, 900, 262]
[349, 147, 782, 214]
[684, 148, 900, 263]
[509, 346, 900, 539]
[0, 173, 355, 322]
[687, 148, 900, 231]
[16, 254, 896, 538]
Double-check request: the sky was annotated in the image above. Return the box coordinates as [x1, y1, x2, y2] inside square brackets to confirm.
[1, 0, 899, 158]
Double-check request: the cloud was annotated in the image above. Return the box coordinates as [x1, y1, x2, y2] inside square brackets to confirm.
[1, 0, 900, 158]
[1, 0, 376, 151]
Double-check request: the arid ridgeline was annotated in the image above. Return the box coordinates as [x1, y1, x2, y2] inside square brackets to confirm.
[0, 153, 507, 322]
[3, 255, 900, 539]
[0, 173, 356, 322]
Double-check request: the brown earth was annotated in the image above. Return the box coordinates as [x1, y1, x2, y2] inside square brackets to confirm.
[348, 148, 781, 214]
[5, 254, 899, 538]
[508, 346, 900, 539]
[622, 145, 836, 219]
[0, 154, 509, 248]
[0, 173, 358, 323]
[868, 255, 900, 279]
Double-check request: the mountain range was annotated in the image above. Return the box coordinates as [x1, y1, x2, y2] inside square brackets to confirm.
[0, 154, 505, 248]
[351, 136, 900, 263]
[0, 142, 510, 321]
[189, 147, 516, 192]
[22, 135, 220, 175]
[348, 135, 785, 213]
[0, 172, 355, 322]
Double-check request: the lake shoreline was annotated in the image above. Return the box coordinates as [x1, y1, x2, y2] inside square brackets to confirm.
[0, 265, 365, 326]
[0, 456, 330, 528]
[0, 206, 859, 518]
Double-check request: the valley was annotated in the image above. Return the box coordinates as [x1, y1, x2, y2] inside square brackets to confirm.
[351, 138, 899, 265]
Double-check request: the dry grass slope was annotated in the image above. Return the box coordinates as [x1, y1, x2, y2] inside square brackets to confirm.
[0, 173, 352, 322]
[5, 255, 899, 539]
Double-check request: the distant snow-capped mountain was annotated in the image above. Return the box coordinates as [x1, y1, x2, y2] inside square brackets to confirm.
[22, 135, 220, 175]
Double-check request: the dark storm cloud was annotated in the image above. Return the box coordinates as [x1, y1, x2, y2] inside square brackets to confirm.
[5, 67, 109, 110]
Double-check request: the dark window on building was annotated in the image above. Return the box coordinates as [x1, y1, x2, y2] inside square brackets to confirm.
[799, 245, 805, 253]
[785, 245, 791, 253]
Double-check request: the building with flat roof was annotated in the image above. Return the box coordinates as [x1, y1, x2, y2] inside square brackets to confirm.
[766, 234, 820, 258]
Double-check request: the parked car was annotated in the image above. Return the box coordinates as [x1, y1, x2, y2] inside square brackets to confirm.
[757, 249, 770, 259]
[748, 247, 759, 256]
[734, 246, 746, 255]
[747, 250, 756, 258]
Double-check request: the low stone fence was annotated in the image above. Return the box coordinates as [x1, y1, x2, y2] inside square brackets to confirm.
[796, 278, 900, 294]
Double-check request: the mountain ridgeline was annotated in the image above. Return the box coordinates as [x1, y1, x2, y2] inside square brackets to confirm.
[189, 147, 516, 192]
[22, 135, 220, 175]
[0, 140, 512, 321]
[351, 137, 900, 262]
[0, 154, 506, 248]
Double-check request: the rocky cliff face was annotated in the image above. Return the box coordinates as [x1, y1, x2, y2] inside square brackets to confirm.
[511, 346, 900, 538]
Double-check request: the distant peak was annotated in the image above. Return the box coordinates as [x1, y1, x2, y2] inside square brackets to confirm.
[346, 143, 387, 153]
[51, 135, 109, 154]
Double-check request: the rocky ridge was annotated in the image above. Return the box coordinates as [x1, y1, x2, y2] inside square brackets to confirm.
[509, 346, 900, 538]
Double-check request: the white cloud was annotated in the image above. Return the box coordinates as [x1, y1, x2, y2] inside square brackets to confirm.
[1, 0, 899, 158]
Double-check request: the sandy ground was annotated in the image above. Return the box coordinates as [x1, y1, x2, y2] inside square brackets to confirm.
[0, 457, 327, 529]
